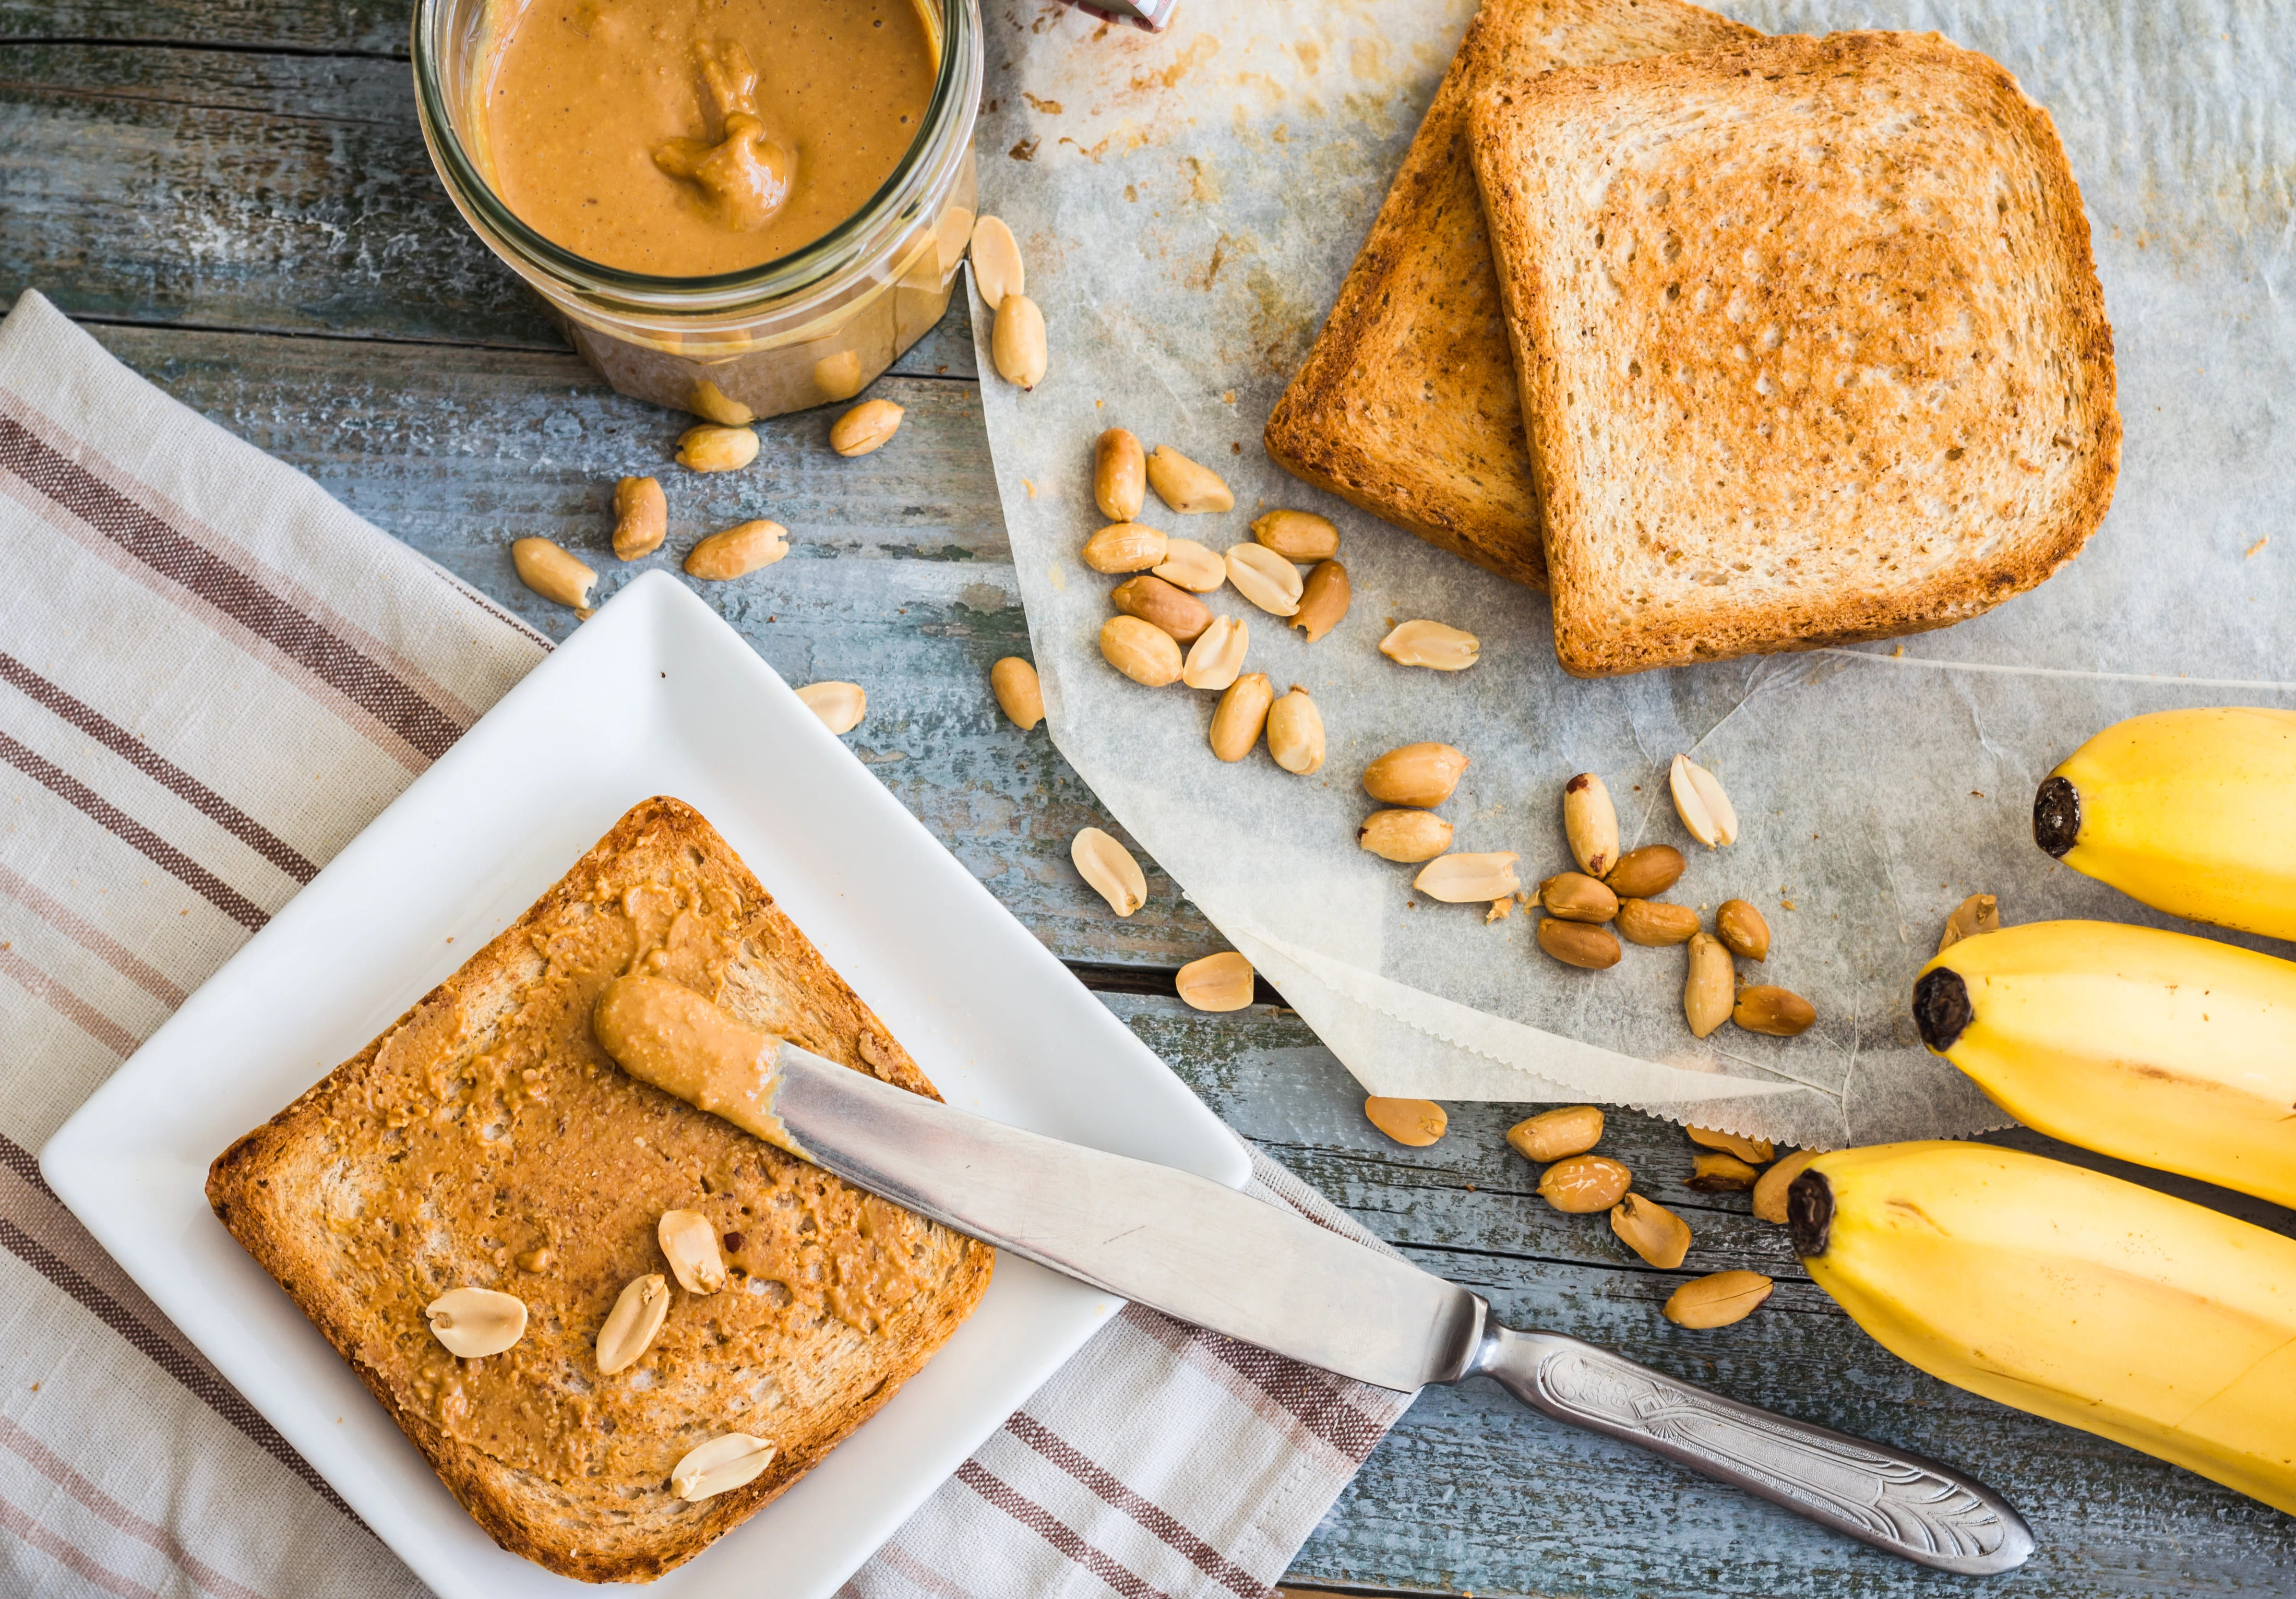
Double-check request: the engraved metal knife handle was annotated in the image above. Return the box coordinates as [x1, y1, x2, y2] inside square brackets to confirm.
[1464, 1324, 2034, 1575]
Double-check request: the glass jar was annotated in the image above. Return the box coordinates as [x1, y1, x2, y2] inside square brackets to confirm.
[413, 0, 981, 419]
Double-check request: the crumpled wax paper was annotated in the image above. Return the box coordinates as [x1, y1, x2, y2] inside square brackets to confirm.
[966, 0, 2296, 1149]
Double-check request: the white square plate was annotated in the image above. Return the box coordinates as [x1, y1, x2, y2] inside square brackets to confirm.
[41, 570, 1249, 1598]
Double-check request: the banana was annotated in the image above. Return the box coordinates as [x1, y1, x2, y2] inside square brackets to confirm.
[2036, 706, 2296, 941]
[1791, 1141, 2296, 1517]
[1914, 920, 2296, 1208]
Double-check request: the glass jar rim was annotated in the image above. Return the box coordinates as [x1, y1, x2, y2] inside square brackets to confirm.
[412, 0, 976, 307]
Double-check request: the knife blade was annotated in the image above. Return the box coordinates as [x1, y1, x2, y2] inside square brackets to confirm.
[591, 977, 2035, 1575]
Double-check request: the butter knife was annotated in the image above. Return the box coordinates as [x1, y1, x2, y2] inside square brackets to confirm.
[593, 980, 2033, 1574]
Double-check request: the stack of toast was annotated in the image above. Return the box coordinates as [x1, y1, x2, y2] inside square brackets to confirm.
[1266, 0, 2119, 677]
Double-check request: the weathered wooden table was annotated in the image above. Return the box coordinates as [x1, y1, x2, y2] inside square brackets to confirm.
[6, 5, 2292, 1593]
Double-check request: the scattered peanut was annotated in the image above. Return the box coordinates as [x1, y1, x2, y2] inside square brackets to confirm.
[1938, 892, 2001, 954]
[1361, 743, 1469, 808]
[830, 398, 904, 457]
[1094, 427, 1146, 522]
[686, 379, 755, 426]
[1562, 772, 1620, 878]
[1716, 900, 1771, 961]
[1505, 1105, 1603, 1163]
[595, 1274, 669, 1374]
[1610, 1193, 1692, 1270]
[672, 1433, 777, 1502]
[1670, 754, 1739, 847]
[1735, 985, 1816, 1037]
[1415, 852, 1521, 903]
[425, 1287, 528, 1358]
[1181, 615, 1249, 690]
[677, 423, 760, 473]
[1291, 560, 1349, 642]
[511, 537, 596, 610]
[1365, 1096, 1447, 1148]
[795, 681, 865, 734]
[1209, 674, 1274, 761]
[1250, 509, 1338, 561]
[1357, 808, 1453, 863]
[969, 214, 1024, 309]
[1072, 827, 1147, 916]
[514, 1248, 555, 1273]
[1538, 1153, 1632, 1213]
[1536, 917, 1622, 969]
[1617, 898, 1699, 946]
[611, 476, 666, 560]
[1664, 1270, 1773, 1329]
[1146, 445, 1234, 514]
[1152, 537, 1225, 593]
[1378, 619, 1480, 671]
[657, 1209, 728, 1293]
[1605, 844, 1686, 899]
[1176, 951, 1255, 1012]
[1082, 522, 1168, 573]
[1226, 543, 1305, 616]
[1112, 573, 1213, 642]
[1688, 1126, 1774, 1164]
[1752, 1149, 1819, 1223]
[1538, 872, 1619, 924]
[685, 520, 788, 580]
[992, 293, 1048, 389]
[1687, 1151, 1762, 1191]
[1100, 615, 1183, 686]
[990, 657, 1044, 730]
[1266, 685, 1326, 774]
[1684, 932, 1734, 1037]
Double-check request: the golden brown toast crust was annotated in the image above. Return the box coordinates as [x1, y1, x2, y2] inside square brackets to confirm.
[1261, 0, 1757, 589]
[1469, 31, 2121, 676]
[207, 797, 994, 1583]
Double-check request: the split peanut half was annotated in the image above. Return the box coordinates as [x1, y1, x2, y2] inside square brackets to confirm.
[1181, 615, 1248, 690]
[1152, 537, 1225, 593]
[1146, 446, 1234, 514]
[1226, 543, 1304, 616]
[672, 1433, 778, 1501]
[1505, 1105, 1603, 1163]
[1414, 852, 1519, 903]
[659, 1209, 729, 1293]
[426, 1286, 527, 1358]
[596, 1274, 670, 1374]
[1082, 522, 1168, 574]
[829, 398, 904, 457]
[990, 657, 1044, 729]
[1250, 509, 1338, 561]
[1365, 1096, 1446, 1147]
[992, 294, 1048, 389]
[512, 538, 596, 611]
[1670, 754, 1739, 847]
[795, 681, 866, 734]
[676, 423, 759, 473]
[1266, 685, 1325, 774]
[685, 520, 788, 580]
[1356, 809, 1452, 863]
[611, 476, 666, 561]
[968, 214, 1024, 309]
[1072, 827, 1147, 916]
[1378, 620, 1479, 671]
[1176, 951, 1255, 1012]
[1664, 1270, 1773, 1329]
[1209, 673, 1273, 761]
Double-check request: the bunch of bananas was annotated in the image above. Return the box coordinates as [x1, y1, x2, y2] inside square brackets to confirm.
[1790, 707, 2296, 1515]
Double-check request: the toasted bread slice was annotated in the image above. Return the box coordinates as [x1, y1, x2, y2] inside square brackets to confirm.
[207, 797, 992, 1583]
[1262, 0, 1756, 588]
[1469, 31, 2120, 675]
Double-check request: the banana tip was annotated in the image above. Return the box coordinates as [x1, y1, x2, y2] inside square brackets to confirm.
[2032, 774, 2080, 857]
[1914, 966, 1973, 1053]
[1786, 1169, 1832, 1258]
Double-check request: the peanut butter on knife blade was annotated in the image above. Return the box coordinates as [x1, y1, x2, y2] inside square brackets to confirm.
[591, 974, 808, 1159]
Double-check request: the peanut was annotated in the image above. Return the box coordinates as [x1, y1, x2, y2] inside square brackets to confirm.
[1250, 508, 1338, 561]
[813, 348, 866, 401]
[794, 681, 865, 734]
[968, 213, 1024, 309]
[1538, 872, 1618, 923]
[1415, 852, 1521, 903]
[1361, 743, 1469, 808]
[990, 657, 1044, 730]
[611, 476, 666, 560]
[1146, 445, 1234, 514]
[1366, 1096, 1447, 1148]
[511, 538, 596, 610]
[1561, 772, 1620, 879]
[1617, 898, 1699, 946]
[676, 423, 759, 473]
[425, 1287, 527, 1358]
[1266, 685, 1325, 774]
[1610, 1193, 1692, 1270]
[1670, 753, 1739, 847]
[1082, 522, 1168, 573]
[1099, 615, 1182, 686]
[1181, 615, 1248, 690]
[1716, 899, 1771, 961]
[672, 1434, 776, 1502]
[1378, 619, 1479, 671]
[1357, 809, 1453, 863]
[1290, 560, 1349, 642]
[1688, 1126, 1774, 1164]
[685, 520, 788, 580]
[1111, 573, 1212, 642]
[595, 1274, 668, 1374]
[1505, 1105, 1603, 1164]
[1752, 1149, 1819, 1223]
[1072, 827, 1146, 916]
[1536, 917, 1621, 970]
[657, 1209, 727, 1294]
[1152, 537, 1225, 592]
[1663, 1270, 1773, 1329]
[1209, 674, 1273, 761]
[1938, 892, 2001, 954]
[1735, 985, 1815, 1037]
[686, 379, 754, 426]
[1538, 1153, 1631, 1213]
[829, 398, 904, 457]
[1094, 427, 1146, 522]
[1605, 844, 1686, 899]
[992, 293, 1048, 389]
[1684, 932, 1733, 1037]
[1176, 951, 1255, 1012]
[1687, 1151, 1761, 1191]
[1225, 543, 1304, 616]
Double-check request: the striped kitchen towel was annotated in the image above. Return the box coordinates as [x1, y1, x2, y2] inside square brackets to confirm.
[0, 288, 1413, 1599]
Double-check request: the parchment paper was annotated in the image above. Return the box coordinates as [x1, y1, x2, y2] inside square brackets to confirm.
[967, 0, 2296, 1150]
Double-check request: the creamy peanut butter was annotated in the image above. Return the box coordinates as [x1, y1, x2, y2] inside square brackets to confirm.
[593, 973, 804, 1157]
[481, 0, 938, 276]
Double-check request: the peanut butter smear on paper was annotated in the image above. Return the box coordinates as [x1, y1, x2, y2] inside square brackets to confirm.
[481, 0, 937, 276]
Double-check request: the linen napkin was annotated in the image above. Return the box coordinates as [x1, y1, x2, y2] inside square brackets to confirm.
[0, 289, 1412, 1599]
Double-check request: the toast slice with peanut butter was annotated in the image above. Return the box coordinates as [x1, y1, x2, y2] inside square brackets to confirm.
[207, 796, 992, 1583]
